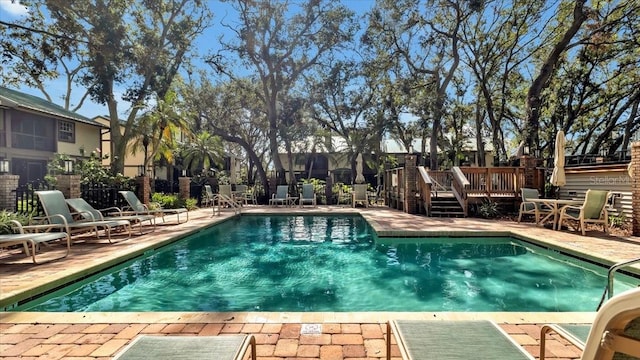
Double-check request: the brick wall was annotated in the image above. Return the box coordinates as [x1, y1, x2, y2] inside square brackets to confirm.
[520, 155, 538, 189]
[136, 176, 151, 205]
[0, 175, 19, 211]
[632, 142, 639, 236]
[179, 177, 190, 200]
[55, 175, 81, 199]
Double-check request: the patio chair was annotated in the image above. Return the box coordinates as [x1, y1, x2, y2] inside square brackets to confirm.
[352, 184, 369, 208]
[0, 220, 70, 264]
[119, 191, 189, 224]
[217, 184, 243, 210]
[234, 184, 248, 206]
[299, 183, 317, 207]
[242, 186, 257, 205]
[65, 198, 156, 235]
[558, 189, 610, 236]
[32, 190, 132, 242]
[269, 185, 295, 206]
[113, 334, 256, 360]
[201, 184, 215, 207]
[540, 286, 640, 360]
[386, 320, 534, 360]
[517, 187, 553, 224]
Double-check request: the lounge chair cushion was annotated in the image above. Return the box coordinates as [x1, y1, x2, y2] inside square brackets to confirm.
[114, 335, 255, 360]
[389, 320, 533, 360]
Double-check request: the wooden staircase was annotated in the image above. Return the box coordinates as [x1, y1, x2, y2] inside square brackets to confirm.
[429, 193, 466, 217]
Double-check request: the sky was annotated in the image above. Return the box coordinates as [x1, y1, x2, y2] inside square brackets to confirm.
[0, 0, 376, 119]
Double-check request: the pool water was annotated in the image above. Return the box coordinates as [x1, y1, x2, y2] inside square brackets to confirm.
[13, 215, 636, 312]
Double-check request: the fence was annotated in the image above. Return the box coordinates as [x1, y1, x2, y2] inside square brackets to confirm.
[81, 182, 138, 210]
[14, 180, 52, 216]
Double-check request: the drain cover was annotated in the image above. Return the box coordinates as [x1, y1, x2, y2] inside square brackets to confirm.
[300, 323, 322, 334]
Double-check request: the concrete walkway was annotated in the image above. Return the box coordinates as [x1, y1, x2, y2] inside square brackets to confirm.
[1, 206, 639, 359]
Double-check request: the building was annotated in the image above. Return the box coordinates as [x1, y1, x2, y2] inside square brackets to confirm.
[0, 86, 106, 184]
[94, 115, 147, 179]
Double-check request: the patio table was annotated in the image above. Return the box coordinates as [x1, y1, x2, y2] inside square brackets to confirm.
[528, 198, 583, 230]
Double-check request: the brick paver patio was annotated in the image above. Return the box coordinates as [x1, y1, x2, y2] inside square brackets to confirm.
[1, 206, 639, 359]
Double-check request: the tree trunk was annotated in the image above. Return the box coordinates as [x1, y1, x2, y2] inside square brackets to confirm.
[524, 0, 587, 150]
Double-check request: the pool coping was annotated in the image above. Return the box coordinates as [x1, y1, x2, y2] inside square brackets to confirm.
[1, 207, 638, 325]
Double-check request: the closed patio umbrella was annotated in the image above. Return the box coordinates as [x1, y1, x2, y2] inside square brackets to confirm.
[550, 130, 566, 188]
[355, 153, 365, 184]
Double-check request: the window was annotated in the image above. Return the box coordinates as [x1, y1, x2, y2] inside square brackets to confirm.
[58, 120, 75, 142]
[10, 112, 55, 151]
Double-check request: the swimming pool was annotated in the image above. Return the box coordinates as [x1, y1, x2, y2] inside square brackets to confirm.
[11, 215, 637, 312]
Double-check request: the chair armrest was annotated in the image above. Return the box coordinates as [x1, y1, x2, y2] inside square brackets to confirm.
[23, 214, 70, 233]
[99, 206, 125, 216]
[70, 210, 96, 221]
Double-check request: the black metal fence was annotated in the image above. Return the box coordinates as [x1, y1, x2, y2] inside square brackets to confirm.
[80, 182, 138, 210]
[14, 180, 52, 216]
[13, 180, 137, 216]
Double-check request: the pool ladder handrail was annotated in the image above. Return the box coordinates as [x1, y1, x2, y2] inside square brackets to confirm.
[596, 256, 640, 310]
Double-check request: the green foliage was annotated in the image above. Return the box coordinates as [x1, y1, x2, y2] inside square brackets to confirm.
[151, 193, 185, 209]
[0, 210, 31, 235]
[184, 198, 198, 211]
[46, 152, 136, 188]
[609, 214, 626, 228]
[478, 200, 499, 219]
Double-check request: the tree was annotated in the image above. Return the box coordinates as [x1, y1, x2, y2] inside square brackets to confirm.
[367, 0, 474, 169]
[184, 76, 273, 194]
[207, 0, 357, 184]
[0, 2, 91, 111]
[40, 0, 211, 174]
[178, 131, 225, 174]
[132, 89, 190, 177]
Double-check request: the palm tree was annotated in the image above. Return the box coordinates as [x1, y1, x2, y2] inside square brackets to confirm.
[179, 131, 225, 175]
[130, 90, 191, 176]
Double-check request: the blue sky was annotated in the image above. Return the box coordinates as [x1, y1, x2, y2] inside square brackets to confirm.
[0, 0, 376, 119]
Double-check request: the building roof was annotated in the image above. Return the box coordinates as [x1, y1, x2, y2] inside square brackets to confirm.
[0, 86, 105, 127]
[381, 138, 495, 153]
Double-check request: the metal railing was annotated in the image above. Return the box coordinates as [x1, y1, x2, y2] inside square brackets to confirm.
[596, 256, 640, 310]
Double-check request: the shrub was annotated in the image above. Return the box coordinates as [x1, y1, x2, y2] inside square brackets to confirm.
[0, 210, 31, 235]
[478, 200, 500, 219]
[151, 193, 184, 209]
[609, 214, 626, 228]
[184, 198, 198, 211]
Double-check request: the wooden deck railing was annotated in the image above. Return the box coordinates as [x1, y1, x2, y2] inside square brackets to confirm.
[459, 167, 525, 198]
[451, 167, 470, 216]
[385, 167, 405, 211]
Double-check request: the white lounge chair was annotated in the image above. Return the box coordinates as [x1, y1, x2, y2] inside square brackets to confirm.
[65, 198, 156, 235]
[540, 286, 640, 360]
[119, 190, 189, 224]
[0, 220, 70, 264]
[32, 190, 132, 242]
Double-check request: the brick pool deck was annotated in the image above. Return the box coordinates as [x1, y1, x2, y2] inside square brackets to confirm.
[1, 206, 639, 359]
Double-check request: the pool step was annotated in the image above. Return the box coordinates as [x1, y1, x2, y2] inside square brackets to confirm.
[430, 197, 466, 217]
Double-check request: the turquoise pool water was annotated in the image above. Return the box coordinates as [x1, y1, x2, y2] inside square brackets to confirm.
[13, 215, 636, 312]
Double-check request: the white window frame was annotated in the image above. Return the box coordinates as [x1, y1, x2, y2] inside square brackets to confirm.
[58, 120, 75, 142]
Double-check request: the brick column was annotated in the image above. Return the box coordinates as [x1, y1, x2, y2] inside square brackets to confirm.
[55, 175, 81, 199]
[136, 176, 151, 205]
[632, 142, 640, 236]
[404, 154, 417, 214]
[520, 155, 537, 189]
[0, 175, 19, 211]
[179, 176, 191, 200]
